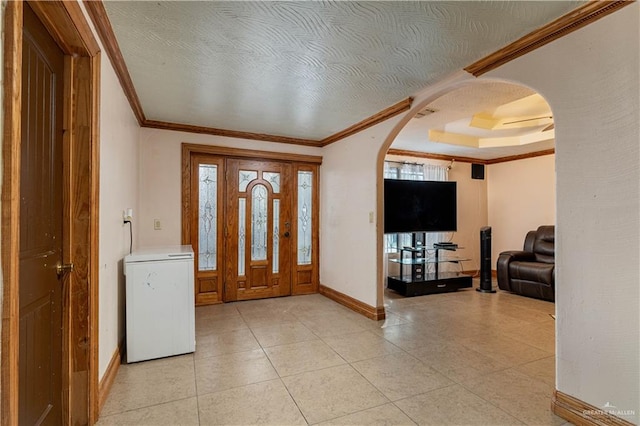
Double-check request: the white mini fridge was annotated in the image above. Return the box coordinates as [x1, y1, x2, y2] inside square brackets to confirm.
[124, 245, 195, 363]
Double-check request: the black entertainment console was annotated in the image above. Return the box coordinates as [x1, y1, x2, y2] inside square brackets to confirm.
[387, 233, 472, 297]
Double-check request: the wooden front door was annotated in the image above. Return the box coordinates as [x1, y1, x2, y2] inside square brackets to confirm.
[19, 4, 65, 424]
[185, 146, 320, 305]
[225, 159, 293, 301]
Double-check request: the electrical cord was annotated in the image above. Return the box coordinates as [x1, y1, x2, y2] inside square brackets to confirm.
[124, 220, 132, 254]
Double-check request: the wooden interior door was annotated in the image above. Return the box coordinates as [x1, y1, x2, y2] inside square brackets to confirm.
[224, 159, 293, 301]
[19, 4, 65, 424]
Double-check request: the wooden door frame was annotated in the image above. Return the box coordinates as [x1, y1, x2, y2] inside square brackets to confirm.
[1, 1, 101, 424]
[181, 144, 322, 303]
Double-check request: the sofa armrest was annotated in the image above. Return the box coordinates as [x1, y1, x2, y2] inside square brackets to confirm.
[497, 251, 536, 291]
[499, 250, 536, 262]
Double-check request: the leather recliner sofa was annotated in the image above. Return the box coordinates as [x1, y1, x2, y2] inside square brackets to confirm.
[497, 225, 555, 302]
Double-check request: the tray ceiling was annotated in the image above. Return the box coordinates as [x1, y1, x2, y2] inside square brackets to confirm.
[102, 1, 583, 143]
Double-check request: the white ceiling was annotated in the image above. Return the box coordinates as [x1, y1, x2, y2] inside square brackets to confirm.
[102, 1, 582, 153]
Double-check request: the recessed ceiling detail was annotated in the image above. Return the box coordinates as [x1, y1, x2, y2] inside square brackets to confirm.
[425, 93, 555, 149]
[429, 128, 554, 149]
[392, 82, 557, 160]
[470, 94, 553, 130]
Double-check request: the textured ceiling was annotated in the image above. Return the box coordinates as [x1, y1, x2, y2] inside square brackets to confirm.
[103, 1, 582, 143]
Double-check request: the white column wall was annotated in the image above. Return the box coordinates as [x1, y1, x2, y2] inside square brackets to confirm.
[320, 118, 405, 307]
[484, 5, 639, 422]
[96, 52, 141, 379]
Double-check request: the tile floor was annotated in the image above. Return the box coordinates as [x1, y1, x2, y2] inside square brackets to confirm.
[99, 281, 568, 425]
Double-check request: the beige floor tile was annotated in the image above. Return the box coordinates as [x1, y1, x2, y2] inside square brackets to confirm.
[409, 341, 507, 383]
[375, 324, 444, 351]
[297, 313, 367, 338]
[317, 403, 417, 425]
[251, 321, 318, 348]
[504, 321, 555, 353]
[239, 308, 300, 328]
[461, 368, 565, 425]
[195, 348, 278, 395]
[458, 333, 552, 367]
[352, 352, 453, 401]
[264, 339, 346, 377]
[198, 379, 307, 425]
[283, 364, 389, 424]
[322, 331, 403, 362]
[514, 356, 555, 386]
[101, 355, 196, 416]
[196, 315, 248, 337]
[195, 303, 241, 320]
[394, 384, 523, 425]
[194, 328, 261, 359]
[96, 397, 199, 426]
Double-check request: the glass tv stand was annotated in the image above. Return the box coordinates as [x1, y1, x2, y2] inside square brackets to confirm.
[387, 241, 473, 297]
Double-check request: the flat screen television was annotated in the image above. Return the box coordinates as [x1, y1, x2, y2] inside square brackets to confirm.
[384, 179, 457, 233]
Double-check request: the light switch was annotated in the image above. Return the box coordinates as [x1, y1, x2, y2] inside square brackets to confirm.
[369, 211, 374, 223]
[154, 219, 162, 230]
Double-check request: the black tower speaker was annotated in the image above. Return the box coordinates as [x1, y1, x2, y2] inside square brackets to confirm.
[477, 226, 496, 293]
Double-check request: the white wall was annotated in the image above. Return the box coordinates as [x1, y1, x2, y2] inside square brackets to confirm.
[137, 128, 322, 247]
[96, 52, 141, 378]
[484, 6, 638, 422]
[488, 154, 556, 261]
[319, 118, 404, 308]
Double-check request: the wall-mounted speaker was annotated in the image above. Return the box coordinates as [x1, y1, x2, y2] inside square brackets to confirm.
[471, 163, 485, 180]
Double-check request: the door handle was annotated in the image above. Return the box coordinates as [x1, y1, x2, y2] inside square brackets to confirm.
[56, 262, 74, 277]
[283, 231, 290, 238]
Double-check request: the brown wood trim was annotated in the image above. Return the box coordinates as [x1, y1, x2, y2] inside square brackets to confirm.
[182, 143, 323, 165]
[2, 2, 101, 423]
[28, 0, 100, 57]
[144, 120, 321, 147]
[98, 343, 124, 416]
[387, 149, 484, 164]
[319, 284, 386, 321]
[386, 148, 555, 165]
[465, 1, 632, 77]
[552, 389, 636, 426]
[321, 98, 413, 147]
[1, 3, 22, 424]
[485, 149, 555, 165]
[88, 52, 102, 426]
[82, 0, 145, 125]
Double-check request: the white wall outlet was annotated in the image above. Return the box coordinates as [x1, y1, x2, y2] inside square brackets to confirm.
[123, 208, 133, 222]
[153, 219, 162, 230]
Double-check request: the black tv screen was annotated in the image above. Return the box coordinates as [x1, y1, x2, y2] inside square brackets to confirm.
[384, 179, 457, 233]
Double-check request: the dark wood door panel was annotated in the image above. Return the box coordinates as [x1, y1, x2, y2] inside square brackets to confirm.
[19, 3, 65, 424]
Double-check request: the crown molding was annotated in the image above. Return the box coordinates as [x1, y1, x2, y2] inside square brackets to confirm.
[83, 0, 145, 125]
[320, 98, 413, 147]
[387, 148, 555, 165]
[144, 120, 321, 147]
[465, 1, 633, 77]
[484, 149, 555, 164]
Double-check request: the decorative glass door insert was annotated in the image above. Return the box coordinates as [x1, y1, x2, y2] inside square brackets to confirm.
[225, 159, 293, 301]
[185, 149, 320, 305]
[190, 156, 225, 305]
